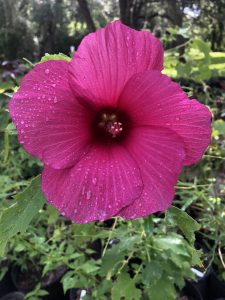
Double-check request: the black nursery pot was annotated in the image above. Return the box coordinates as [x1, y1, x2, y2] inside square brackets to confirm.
[10, 265, 40, 292]
[11, 265, 68, 300]
[0, 268, 16, 297]
[0, 292, 25, 300]
[69, 288, 85, 300]
[198, 267, 225, 300]
[182, 280, 203, 300]
[69, 288, 78, 300]
[41, 265, 68, 300]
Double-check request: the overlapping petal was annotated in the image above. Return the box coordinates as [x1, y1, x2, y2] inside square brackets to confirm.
[118, 71, 211, 166]
[119, 126, 185, 218]
[42, 145, 143, 223]
[9, 60, 92, 169]
[69, 20, 163, 107]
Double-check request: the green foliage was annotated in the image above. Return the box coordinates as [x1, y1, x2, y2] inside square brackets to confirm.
[111, 273, 141, 300]
[166, 206, 200, 244]
[25, 284, 49, 300]
[0, 176, 45, 256]
[40, 53, 71, 63]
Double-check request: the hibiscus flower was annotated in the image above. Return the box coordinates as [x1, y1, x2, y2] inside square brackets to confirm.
[9, 21, 211, 223]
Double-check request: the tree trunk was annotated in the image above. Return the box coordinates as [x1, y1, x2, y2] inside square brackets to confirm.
[119, 0, 146, 29]
[119, 0, 133, 26]
[166, 0, 186, 62]
[77, 0, 96, 32]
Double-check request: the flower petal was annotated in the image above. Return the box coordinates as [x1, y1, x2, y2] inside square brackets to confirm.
[9, 60, 91, 169]
[119, 126, 185, 219]
[42, 145, 143, 223]
[69, 20, 163, 107]
[118, 71, 211, 165]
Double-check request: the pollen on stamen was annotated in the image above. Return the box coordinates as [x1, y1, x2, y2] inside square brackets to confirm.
[92, 108, 131, 144]
[108, 121, 123, 138]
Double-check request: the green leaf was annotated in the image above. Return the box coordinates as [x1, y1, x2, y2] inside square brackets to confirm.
[145, 276, 177, 300]
[100, 236, 141, 278]
[40, 53, 71, 63]
[111, 273, 141, 300]
[62, 272, 87, 293]
[143, 215, 154, 235]
[46, 205, 59, 224]
[0, 176, 46, 256]
[213, 119, 225, 136]
[142, 261, 163, 285]
[79, 261, 100, 274]
[166, 206, 200, 244]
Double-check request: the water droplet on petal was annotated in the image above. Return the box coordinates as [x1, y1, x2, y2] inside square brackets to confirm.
[81, 186, 85, 195]
[92, 177, 97, 185]
[45, 68, 50, 74]
[86, 190, 91, 200]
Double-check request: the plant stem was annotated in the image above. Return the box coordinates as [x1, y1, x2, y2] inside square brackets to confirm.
[102, 217, 118, 257]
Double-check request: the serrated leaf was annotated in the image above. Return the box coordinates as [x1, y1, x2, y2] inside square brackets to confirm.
[190, 248, 203, 267]
[0, 176, 45, 256]
[111, 273, 141, 300]
[142, 261, 162, 285]
[166, 206, 200, 244]
[79, 261, 100, 274]
[62, 272, 87, 293]
[100, 236, 141, 278]
[40, 53, 71, 63]
[145, 276, 176, 300]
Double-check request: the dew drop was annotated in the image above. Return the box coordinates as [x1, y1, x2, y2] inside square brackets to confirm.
[45, 68, 50, 74]
[175, 117, 180, 121]
[86, 190, 91, 200]
[81, 186, 85, 195]
[99, 210, 106, 216]
[92, 177, 97, 185]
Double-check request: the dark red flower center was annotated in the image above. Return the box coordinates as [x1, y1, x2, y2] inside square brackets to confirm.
[92, 107, 131, 144]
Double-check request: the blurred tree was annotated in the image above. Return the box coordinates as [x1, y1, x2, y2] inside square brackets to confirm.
[0, 0, 224, 61]
[77, 0, 96, 32]
[0, 0, 36, 60]
[119, 0, 147, 29]
[32, 0, 72, 56]
[196, 0, 225, 51]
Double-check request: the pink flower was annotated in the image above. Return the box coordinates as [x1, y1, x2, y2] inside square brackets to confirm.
[9, 21, 211, 223]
